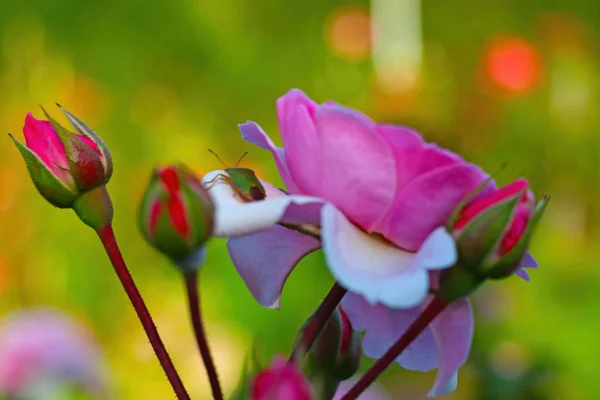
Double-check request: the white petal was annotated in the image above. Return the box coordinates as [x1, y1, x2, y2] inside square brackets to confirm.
[321, 204, 429, 309]
[202, 170, 323, 237]
[415, 227, 457, 270]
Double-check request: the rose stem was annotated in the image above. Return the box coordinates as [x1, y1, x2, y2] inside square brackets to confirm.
[185, 271, 224, 400]
[289, 282, 348, 361]
[97, 225, 190, 400]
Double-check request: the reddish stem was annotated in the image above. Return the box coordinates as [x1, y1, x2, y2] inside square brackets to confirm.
[289, 282, 348, 361]
[340, 297, 448, 400]
[97, 225, 190, 400]
[185, 272, 224, 400]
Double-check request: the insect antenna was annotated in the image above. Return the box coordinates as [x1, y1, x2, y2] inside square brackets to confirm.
[234, 152, 249, 167]
[208, 149, 229, 168]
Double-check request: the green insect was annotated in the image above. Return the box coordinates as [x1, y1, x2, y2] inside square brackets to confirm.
[205, 149, 266, 202]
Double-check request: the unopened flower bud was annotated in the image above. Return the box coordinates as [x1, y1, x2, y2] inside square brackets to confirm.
[304, 306, 361, 381]
[251, 356, 314, 400]
[138, 165, 215, 273]
[440, 178, 549, 301]
[11, 108, 114, 229]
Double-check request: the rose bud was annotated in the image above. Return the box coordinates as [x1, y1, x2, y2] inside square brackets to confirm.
[10, 108, 114, 229]
[138, 165, 215, 274]
[251, 356, 314, 400]
[440, 178, 549, 301]
[302, 306, 361, 382]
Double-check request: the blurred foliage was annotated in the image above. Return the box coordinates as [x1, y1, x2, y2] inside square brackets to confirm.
[0, 0, 598, 398]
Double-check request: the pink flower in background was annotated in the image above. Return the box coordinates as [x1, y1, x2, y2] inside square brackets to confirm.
[251, 356, 314, 400]
[205, 88, 495, 310]
[0, 308, 108, 399]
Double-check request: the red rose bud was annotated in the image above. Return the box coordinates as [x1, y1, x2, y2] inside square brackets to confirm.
[10, 109, 112, 209]
[251, 356, 314, 400]
[440, 178, 549, 301]
[138, 165, 215, 273]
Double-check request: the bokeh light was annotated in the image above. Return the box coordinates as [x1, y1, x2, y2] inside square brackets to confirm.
[326, 6, 371, 61]
[484, 36, 542, 94]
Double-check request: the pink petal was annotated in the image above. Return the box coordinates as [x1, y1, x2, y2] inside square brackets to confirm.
[227, 226, 320, 308]
[239, 121, 300, 194]
[321, 204, 429, 308]
[342, 293, 439, 372]
[428, 298, 473, 397]
[278, 99, 324, 196]
[377, 163, 493, 251]
[75, 134, 102, 158]
[375, 125, 423, 151]
[276, 89, 318, 135]
[23, 113, 70, 180]
[315, 106, 397, 231]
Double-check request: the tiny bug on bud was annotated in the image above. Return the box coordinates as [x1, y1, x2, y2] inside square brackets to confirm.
[205, 150, 266, 202]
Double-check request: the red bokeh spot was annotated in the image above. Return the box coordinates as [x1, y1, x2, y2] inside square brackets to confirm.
[485, 36, 541, 93]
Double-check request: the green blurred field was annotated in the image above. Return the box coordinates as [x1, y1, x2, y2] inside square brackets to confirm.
[0, 0, 598, 398]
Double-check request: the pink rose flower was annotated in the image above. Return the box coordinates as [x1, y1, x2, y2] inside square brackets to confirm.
[203, 89, 493, 309]
[0, 308, 108, 398]
[251, 356, 314, 400]
[201, 89, 538, 395]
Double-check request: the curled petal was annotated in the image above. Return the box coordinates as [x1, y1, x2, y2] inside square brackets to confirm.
[278, 98, 323, 196]
[202, 170, 323, 237]
[342, 293, 439, 372]
[342, 294, 473, 397]
[227, 226, 320, 308]
[414, 227, 457, 270]
[428, 298, 473, 397]
[23, 113, 71, 181]
[239, 121, 300, 194]
[276, 89, 318, 134]
[321, 204, 430, 308]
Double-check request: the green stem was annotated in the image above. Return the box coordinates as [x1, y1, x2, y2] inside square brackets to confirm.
[97, 224, 190, 400]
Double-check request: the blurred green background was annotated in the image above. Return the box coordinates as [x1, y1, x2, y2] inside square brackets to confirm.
[0, 0, 598, 398]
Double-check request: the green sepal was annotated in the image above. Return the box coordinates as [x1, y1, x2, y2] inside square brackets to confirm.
[455, 192, 523, 275]
[438, 265, 486, 303]
[72, 186, 114, 230]
[302, 308, 361, 383]
[485, 196, 550, 279]
[152, 198, 194, 259]
[227, 167, 266, 201]
[41, 107, 106, 192]
[9, 134, 78, 208]
[180, 173, 215, 248]
[58, 104, 113, 181]
[137, 173, 161, 242]
[446, 174, 497, 230]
